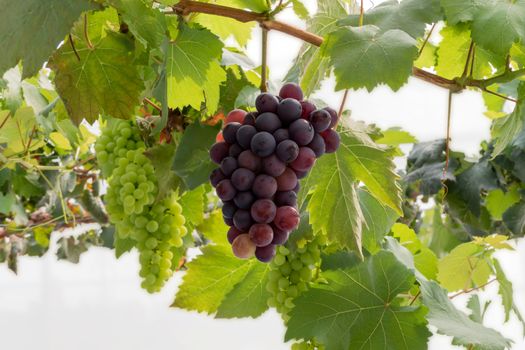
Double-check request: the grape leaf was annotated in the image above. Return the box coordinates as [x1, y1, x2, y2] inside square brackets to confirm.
[440, 0, 490, 25]
[197, 210, 229, 246]
[291, 0, 309, 20]
[226, 0, 268, 12]
[0, 192, 15, 214]
[180, 185, 206, 228]
[485, 188, 520, 220]
[48, 30, 144, 124]
[323, 25, 418, 91]
[493, 259, 517, 323]
[285, 0, 348, 96]
[358, 188, 399, 253]
[215, 262, 270, 318]
[111, 0, 167, 48]
[0, 0, 96, 78]
[471, 0, 525, 55]
[502, 201, 525, 236]
[285, 251, 430, 350]
[375, 127, 418, 146]
[420, 280, 512, 350]
[172, 122, 220, 189]
[194, 14, 255, 47]
[338, 0, 442, 38]
[144, 143, 180, 199]
[167, 25, 225, 112]
[173, 244, 266, 315]
[0, 107, 44, 156]
[491, 83, 525, 157]
[437, 241, 492, 292]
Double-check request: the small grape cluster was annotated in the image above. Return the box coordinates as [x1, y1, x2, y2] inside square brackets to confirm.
[266, 234, 324, 319]
[96, 119, 187, 292]
[209, 83, 340, 262]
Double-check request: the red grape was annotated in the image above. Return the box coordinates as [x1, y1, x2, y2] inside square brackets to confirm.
[223, 122, 242, 143]
[255, 244, 276, 263]
[271, 225, 289, 245]
[276, 139, 299, 163]
[309, 110, 331, 132]
[209, 168, 226, 187]
[274, 206, 300, 231]
[210, 142, 229, 164]
[249, 224, 274, 247]
[290, 147, 316, 172]
[308, 133, 326, 158]
[300, 101, 316, 119]
[279, 83, 303, 101]
[256, 93, 279, 113]
[238, 150, 262, 172]
[226, 109, 247, 124]
[233, 209, 253, 231]
[323, 107, 338, 128]
[274, 191, 297, 207]
[227, 227, 242, 244]
[273, 128, 289, 143]
[233, 191, 255, 209]
[321, 129, 340, 153]
[231, 168, 255, 191]
[222, 201, 237, 219]
[255, 112, 282, 133]
[251, 199, 277, 223]
[277, 98, 302, 124]
[276, 167, 298, 191]
[220, 156, 238, 176]
[232, 234, 256, 259]
[251, 131, 276, 157]
[252, 174, 278, 198]
[236, 125, 257, 149]
[216, 180, 236, 201]
[289, 119, 314, 146]
[262, 154, 286, 177]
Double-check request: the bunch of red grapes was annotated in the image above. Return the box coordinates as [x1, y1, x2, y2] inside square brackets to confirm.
[209, 83, 340, 262]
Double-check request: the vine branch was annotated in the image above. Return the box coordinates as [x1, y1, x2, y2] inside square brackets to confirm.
[260, 27, 269, 92]
[172, 0, 522, 96]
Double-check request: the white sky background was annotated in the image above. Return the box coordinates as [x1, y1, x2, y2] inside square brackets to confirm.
[0, 1, 524, 349]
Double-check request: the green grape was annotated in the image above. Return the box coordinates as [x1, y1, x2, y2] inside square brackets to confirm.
[266, 234, 325, 318]
[96, 120, 188, 293]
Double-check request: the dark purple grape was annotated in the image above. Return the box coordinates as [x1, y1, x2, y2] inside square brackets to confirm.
[227, 227, 242, 244]
[229, 143, 243, 157]
[220, 156, 238, 177]
[210, 168, 226, 187]
[255, 244, 276, 263]
[238, 150, 262, 172]
[249, 224, 274, 247]
[256, 93, 279, 113]
[279, 82, 303, 101]
[271, 225, 289, 245]
[309, 110, 331, 132]
[224, 216, 234, 226]
[322, 129, 340, 153]
[274, 206, 300, 231]
[277, 98, 302, 124]
[232, 234, 256, 259]
[252, 174, 278, 198]
[223, 122, 242, 144]
[274, 191, 297, 207]
[276, 140, 299, 163]
[250, 131, 276, 157]
[289, 119, 315, 146]
[210, 142, 229, 164]
[222, 201, 237, 219]
[231, 168, 255, 191]
[293, 182, 300, 193]
[262, 154, 286, 177]
[236, 125, 257, 149]
[300, 101, 316, 120]
[216, 180, 236, 201]
[255, 112, 282, 133]
[291, 147, 316, 172]
[233, 209, 253, 231]
[294, 169, 308, 179]
[273, 128, 289, 143]
[276, 168, 298, 191]
[308, 133, 326, 158]
[243, 112, 257, 126]
[324, 107, 338, 128]
[251, 199, 277, 223]
[234, 191, 255, 209]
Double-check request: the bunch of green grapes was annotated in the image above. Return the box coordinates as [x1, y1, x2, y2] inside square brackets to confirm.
[266, 233, 325, 320]
[95, 119, 187, 292]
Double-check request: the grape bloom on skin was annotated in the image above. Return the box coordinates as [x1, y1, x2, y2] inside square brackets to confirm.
[209, 82, 340, 262]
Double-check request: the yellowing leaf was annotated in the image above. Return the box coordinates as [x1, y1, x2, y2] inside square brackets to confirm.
[49, 132, 72, 151]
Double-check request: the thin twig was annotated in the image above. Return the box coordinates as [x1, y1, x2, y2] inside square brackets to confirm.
[69, 34, 81, 61]
[359, 0, 364, 26]
[84, 14, 94, 49]
[449, 278, 497, 299]
[483, 88, 518, 103]
[260, 27, 269, 92]
[442, 91, 453, 182]
[409, 291, 421, 306]
[418, 23, 437, 57]
[144, 97, 162, 112]
[0, 112, 11, 130]
[337, 89, 349, 126]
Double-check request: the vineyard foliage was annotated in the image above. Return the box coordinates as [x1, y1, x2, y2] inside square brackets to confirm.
[0, 0, 525, 349]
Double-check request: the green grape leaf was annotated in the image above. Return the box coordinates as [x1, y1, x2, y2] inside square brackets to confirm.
[194, 14, 255, 47]
[437, 241, 492, 292]
[338, 0, 442, 38]
[502, 201, 525, 236]
[435, 24, 504, 80]
[226, 0, 268, 12]
[173, 122, 220, 189]
[440, 0, 490, 25]
[197, 209, 229, 246]
[285, 0, 348, 96]
[491, 83, 525, 157]
[323, 25, 418, 91]
[167, 25, 226, 112]
[493, 259, 518, 323]
[472, 0, 525, 56]
[0, 192, 15, 215]
[286, 251, 430, 350]
[420, 280, 512, 350]
[291, 0, 309, 20]
[114, 235, 135, 258]
[215, 262, 270, 318]
[144, 143, 180, 199]
[427, 205, 464, 255]
[12, 168, 45, 199]
[485, 188, 521, 220]
[0, 107, 44, 156]
[111, 0, 167, 48]
[173, 244, 266, 315]
[180, 185, 206, 228]
[48, 30, 144, 124]
[415, 41, 437, 68]
[0, 0, 97, 78]
[219, 67, 255, 113]
[358, 188, 399, 253]
[376, 127, 418, 146]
